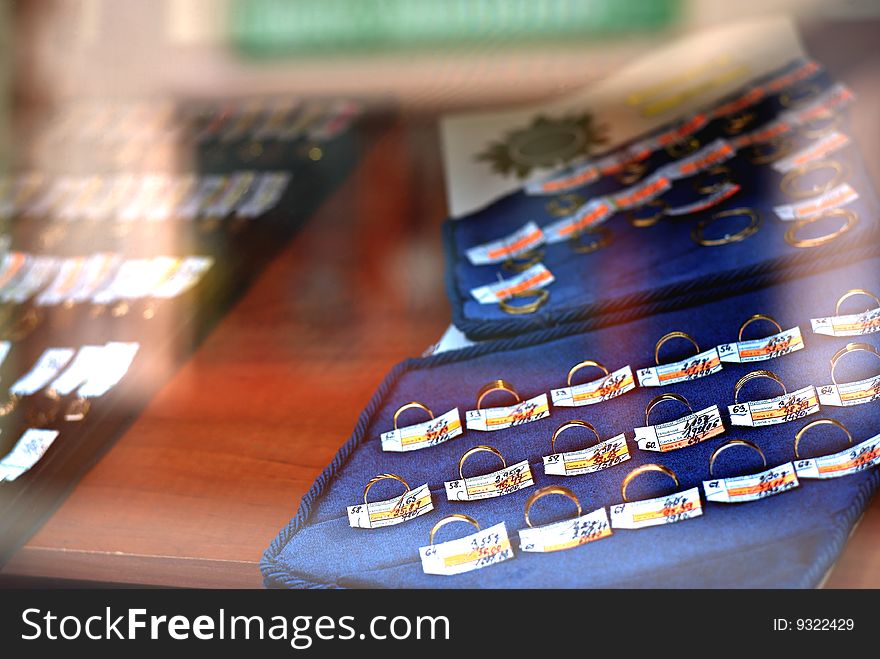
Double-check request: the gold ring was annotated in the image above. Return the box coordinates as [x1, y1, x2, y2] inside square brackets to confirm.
[733, 369, 787, 404]
[748, 136, 793, 165]
[780, 83, 821, 109]
[693, 164, 733, 195]
[566, 359, 609, 387]
[780, 160, 846, 198]
[545, 193, 586, 218]
[458, 445, 506, 481]
[692, 208, 760, 247]
[476, 379, 520, 410]
[628, 199, 667, 228]
[616, 160, 647, 186]
[665, 136, 700, 159]
[393, 401, 434, 430]
[501, 248, 545, 273]
[0, 393, 19, 417]
[621, 464, 679, 502]
[709, 439, 766, 477]
[654, 331, 700, 365]
[830, 342, 880, 385]
[644, 392, 692, 426]
[569, 226, 611, 254]
[498, 288, 549, 315]
[550, 420, 601, 453]
[363, 473, 410, 505]
[801, 110, 841, 140]
[429, 514, 480, 545]
[64, 396, 91, 422]
[738, 313, 783, 342]
[835, 289, 880, 315]
[723, 112, 755, 135]
[523, 485, 582, 528]
[784, 209, 858, 249]
[794, 418, 853, 459]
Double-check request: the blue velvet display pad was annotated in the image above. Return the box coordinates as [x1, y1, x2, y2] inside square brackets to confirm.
[443, 60, 880, 340]
[262, 255, 880, 588]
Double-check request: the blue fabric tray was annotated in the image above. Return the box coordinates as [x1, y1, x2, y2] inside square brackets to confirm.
[262, 255, 880, 588]
[444, 60, 880, 340]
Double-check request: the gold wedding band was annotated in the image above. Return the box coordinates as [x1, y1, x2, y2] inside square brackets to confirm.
[458, 445, 506, 481]
[780, 160, 845, 199]
[723, 112, 755, 136]
[733, 369, 787, 404]
[709, 439, 766, 477]
[545, 193, 586, 218]
[569, 226, 611, 254]
[748, 137, 793, 165]
[616, 160, 647, 186]
[830, 342, 880, 386]
[498, 288, 549, 315]
[654, 331, 700, 365]
[693, 164, 734, 195]
[363, 473, 410, 505]
[524, 485, 582, 528]
[692, 208, 760, 247]
[393, 401, 434, 430]
[784, 209, 858, 249]
[644, 392, 693, 426]
[738, 313, 783, 341]
[780, 83, 821, 109]
[628, 199, 667, 228]
[835, 289, 880, 315]
[429, 514, 480, 545]
[566, 360, 609, 387]
[665, 136, 700, 159]
[550, 420, 602, 453]
[502, 248, 545, 273]
[476, 380, 520, 410]
[801, 110, 841, 140]
[794, 418, 853, 459]
[621, 464, 679, 502]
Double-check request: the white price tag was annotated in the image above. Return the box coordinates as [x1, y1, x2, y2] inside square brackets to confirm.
[610, 172, 672, 210]
[728, 385, 820, 427]
[469, 263, 554, 304]
[419, 522, 513, 576]
[636, 347, 722, 387]
[717, 326, 804, 363]
[10, 348, 75, 395]
[149, 256, 214, 299]
[610, 487, 702, 529]
[235, 173, 292, 219]
[773, 183, 858, 221]
[817, 377, 880, 407]
[811, 307, 880, 337]
[543, 199, 615, 244]
[0, 256, 58, 304]
[444, 460, 534, 501]
[543, 433, 630, 476]
[703, 463, 799, 503]
[661, 138, 735, 180]
[465, 222, 546, 265]
[519, 508, 612, 553]
[465, 393, 550, 431]
[0, 429, 60, 482]
[550, 365, 636, 407]
[794, 433, 880, 479]
[347, 483, 433, 529]
[772, 131, 851, 173]
[76, 342, 140, 398]
[634, 404, 725, 452]
[380, 408, 463, 453]
[662, 182, 741, 217]
[524, 161, 599, 195]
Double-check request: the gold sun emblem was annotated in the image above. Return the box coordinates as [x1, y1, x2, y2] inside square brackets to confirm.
[476, 113, 608, 178]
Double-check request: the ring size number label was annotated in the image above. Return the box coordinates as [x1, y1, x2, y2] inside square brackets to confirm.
[718, 327, 804, 363]
[795, 433, 880, 479]
[519, 508, 612, 553]
[637, 347, 722, 387]
[634, 405, 725, 452]
[772, 131, 851, 173]
[703, 463, 799, 503]
[380, 408, 463, 452]
[465, 222, 546, 265]
[0, 429, 60, 482]
[469, 263, 554, 304]
[466, 393, 549, 431]
[611, 487, 703, 529]
[543, 199, 615, 244]
[811, 307, 880, 337]
[419, 522, 513, 576]
[773, 183, 858, 221]
[444, 460, 534, 501]
[543, 433, 630, 476]
[347, 483, 433, 529]
[817, 377, 880, 407]
[550, 365, 635, 407]
[728, 385, 820, 427]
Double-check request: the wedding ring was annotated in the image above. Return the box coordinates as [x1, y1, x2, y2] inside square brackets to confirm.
[566, 360, 609, 387]
[784, 209, 857, 249]
[621, 464, 679, 502]
[830, 342, 880, 386]
[458, 445, 507, 481]
[363, 473, 410, 505]
[654, 331, 700, 365]
[393, 401, 434, 430]
[692, 208, 760, 247]
[733, 370, 787, 404]
[476, 380, 521, 410]
[429, 514, 480, 545]
[499, 288, 549, 315]
[644, 393, 693, 426]
[550, 420, 602, 453]
[524, 485, 582, 528]
[709, 439, 766, 477]
[738, 313, 783, 341]
[794, 418, 853, 459]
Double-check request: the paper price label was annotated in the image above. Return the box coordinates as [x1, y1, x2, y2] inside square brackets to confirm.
[794, 433, 880, 479]
[728, 385, 820, 427]
[662, 139, 735, 180]
[77, 342, 140, 398]
[92, 257, 181, 304]
[465, 222, 546, 266]
[380, 407, 463, 452]
[0, 252, 28, 291]
[550, 365, 636, 407]
[469, 263, 554, 304]
[10, 348, 75, 396]
[772, 131, 851, 173]
[347, 483, 433, 529]
[764, 60, 821, 95]
[611, 172, 672, 210]
[150, 256, 214, 299]
[610, 487, 702, 529]
[202, 172, 257, 218]
[732, 119, 793, 149]
[525, 161, 599, 195]
[444, 460, 534, 501]
[662, 182, 740, 217]
[543, 199, 615, 244]
[703, 463, 799, 503]
[634, 404, 725, 452]
[48, 345, 107, 396]
[419, 522, 513, 576]
[466, 393, 550, 431]
[817, 377, 880, 407]
[773, 183, 858, 221]
[0, 341, 10, 370]
[0, 256, 58, 304]
[636, 347, 722, 387]
[543, 433, 630, 476]
[519, 508, 612, 553]
[235, 173, 292, 219]
[717, 326, 804, 363]
[811, 307, 880, 337]
[34, 257, 85, 306]
[789, 83, 855, 126]
[0, 429, 60, 482]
